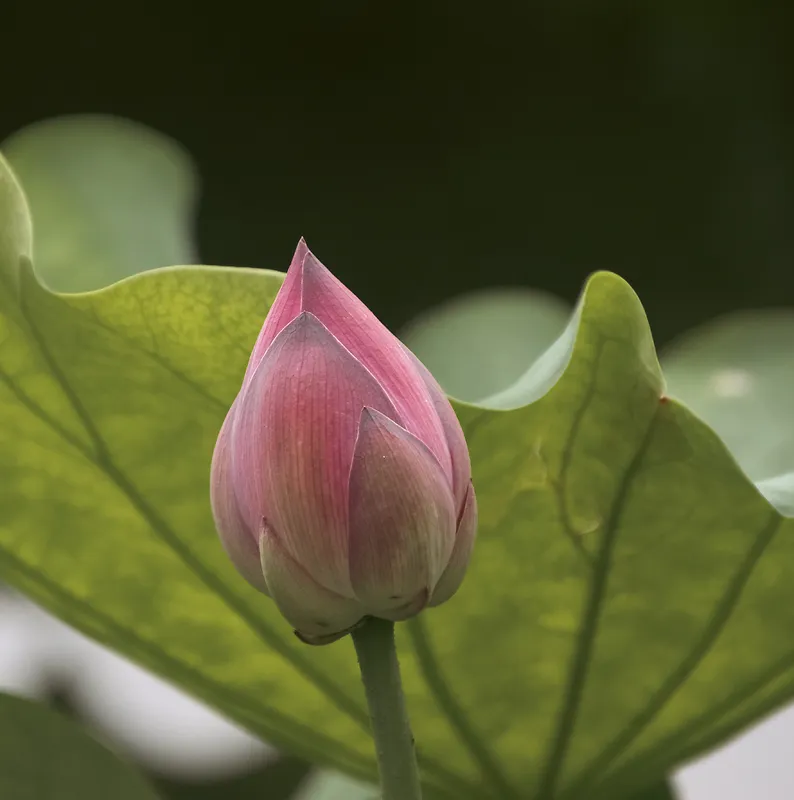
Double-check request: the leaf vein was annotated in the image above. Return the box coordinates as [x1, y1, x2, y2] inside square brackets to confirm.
[567, 511, 783, 793]
[535, 402, 661, 798]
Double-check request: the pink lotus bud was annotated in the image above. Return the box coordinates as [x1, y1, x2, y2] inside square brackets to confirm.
[210, 240, 477, 644]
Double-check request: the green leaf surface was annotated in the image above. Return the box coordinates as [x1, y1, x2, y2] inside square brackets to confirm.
[1, 151, 793, 799]
[2, 115, 198, 293]
[400, 287, 570, 402]
[0, 692, 161, 800]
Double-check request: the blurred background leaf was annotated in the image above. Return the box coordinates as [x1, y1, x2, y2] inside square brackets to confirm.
[661, 311, 794, 483]
[401, 288, 570, 402]
[153, 755, 310, 800]
[292, 771, 377, 800]
[2, 115, 198, 292]
[0, 691, 161, 799]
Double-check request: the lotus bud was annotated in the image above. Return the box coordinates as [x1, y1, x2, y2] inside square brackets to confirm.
[210, 240, 477, 644]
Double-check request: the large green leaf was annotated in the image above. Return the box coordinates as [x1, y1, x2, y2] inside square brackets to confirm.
[0, 692, 161, 799]
[1, 150, 793, 800]
[2, 115, 197, 293]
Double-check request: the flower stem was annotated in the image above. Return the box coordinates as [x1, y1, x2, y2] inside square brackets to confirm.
[352, 617, 423, 800]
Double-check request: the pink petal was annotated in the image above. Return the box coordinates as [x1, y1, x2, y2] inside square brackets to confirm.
[241, 239, 307, 389]
[299, 250, 452, 484]
[210, 399, 269, 593]
[429, 481, 477, 607]
[402, 346, 472, 511]
[348, 408, 456, 614]
[231, 312, 400, 597]
[260, 523, 364, 642]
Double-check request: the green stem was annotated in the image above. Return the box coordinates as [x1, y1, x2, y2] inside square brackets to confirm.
[352, 617, 423, 800]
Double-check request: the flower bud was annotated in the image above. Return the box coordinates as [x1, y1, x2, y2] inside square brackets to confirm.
[210, 240, 477, 644]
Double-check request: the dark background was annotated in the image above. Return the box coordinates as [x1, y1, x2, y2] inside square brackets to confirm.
[3, 3, 794, 797]
[5, 3, 794, 349]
